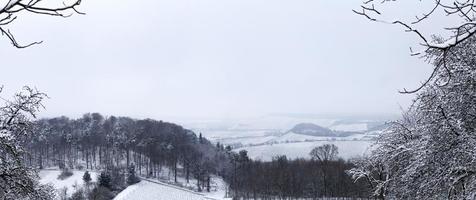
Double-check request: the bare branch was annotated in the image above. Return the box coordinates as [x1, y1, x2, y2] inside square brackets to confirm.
[0, 0, 84, 48]
[0, 27, 42, 48]
[354, 0, 476, 93]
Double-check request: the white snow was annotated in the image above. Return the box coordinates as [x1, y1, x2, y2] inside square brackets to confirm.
[329, 123, 368, 132]
[215, 135, 277, 145]
[114, 179, 230, 200]
[270, 132, 331, 143]
[235, 140, 372, 161]
[39, 169, 98, 197]
[39, 168, 230, 200]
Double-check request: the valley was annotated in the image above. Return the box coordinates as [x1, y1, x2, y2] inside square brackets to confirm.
[181, 115, 389, 161]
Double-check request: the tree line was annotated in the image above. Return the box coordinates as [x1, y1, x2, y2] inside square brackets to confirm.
[224, 145, 370, 199]
[22, 113, 371, 199]
[25, 113, 228, 194]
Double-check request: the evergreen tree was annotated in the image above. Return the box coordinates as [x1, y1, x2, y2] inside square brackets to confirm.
[83, 171, 92, 185]
[98, 172, 111, 189]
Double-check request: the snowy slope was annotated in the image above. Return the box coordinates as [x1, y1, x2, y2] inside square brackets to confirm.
[114, 179, 229, 200]
[39, 169, 98, 197]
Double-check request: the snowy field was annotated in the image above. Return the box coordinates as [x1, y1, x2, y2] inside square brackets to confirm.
[235, 140, 373, 161]
[114, 179, 230, 200]
[39, 169, 98, 197]
[180, 116, 338, 134]
[201, 130, 277, 141]
[270, 132, 346, 143]
[329, 123, 368, 132]
[214, 135, 278, 146]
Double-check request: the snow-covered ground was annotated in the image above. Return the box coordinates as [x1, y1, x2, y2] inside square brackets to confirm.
[114, 180, 208, 200]
[39, 168, 229, 200]
[269, 132, 347, 143]
[39, 169, 98, 197]
[179, 115, 338, 134]
[182, 115, 389, 145]
[214, 135, 278, 146]
[114, 178, 230, 200]
[202, 130, 277, 142]
[329, 123, 368, 132]
[235, 140, 373, 161]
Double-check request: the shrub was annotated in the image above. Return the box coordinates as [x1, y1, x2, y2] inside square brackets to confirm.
[83, 171, 92, 184]
[58, 187, 68, 200]
[76, 165, 84, 170]
[70, 188, 85, 200]
[127, 164, 140, 185]
[88, 186, 113, 200]
[57, 168, 74, 180]
[109, 167, 126, 190]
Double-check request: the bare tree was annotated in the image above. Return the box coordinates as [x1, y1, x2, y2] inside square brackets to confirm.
[0, 0, 83, 48]
[309, 144, 338, 162]
[309, 144, 339, 197]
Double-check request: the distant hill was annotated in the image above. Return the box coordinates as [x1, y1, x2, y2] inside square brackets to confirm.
[287, 123, 357, 137]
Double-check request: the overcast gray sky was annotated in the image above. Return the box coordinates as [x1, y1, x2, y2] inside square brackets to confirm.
[0, 0, 435, 120]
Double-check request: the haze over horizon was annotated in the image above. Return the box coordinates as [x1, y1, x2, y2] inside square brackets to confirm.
[0, 0, 434, 120]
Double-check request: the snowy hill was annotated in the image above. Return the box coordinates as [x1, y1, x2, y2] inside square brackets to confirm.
[114, 178, 229, 200]
[287, 123, 358, 137]
[287, 123, 336, 136]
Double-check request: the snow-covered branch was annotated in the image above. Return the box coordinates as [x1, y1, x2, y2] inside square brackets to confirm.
[0, 86, 50, 199]
[354, 0, 476, 93]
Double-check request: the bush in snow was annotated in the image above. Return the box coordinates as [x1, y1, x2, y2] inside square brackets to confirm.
[83, 171, 92, 185]
[58, 168, 74, 180]
[88, 186, 113, 200]
[127, 164, 140, 185]
[70, 188, 85, 200]
[58, 187, 68, 200]
[109, 166, 126, 190]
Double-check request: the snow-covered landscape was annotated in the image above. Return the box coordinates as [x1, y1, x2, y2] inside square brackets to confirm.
[2, 0, 474, 199]
[29, 115, 384, 200]
[180, 115, 387, 161]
